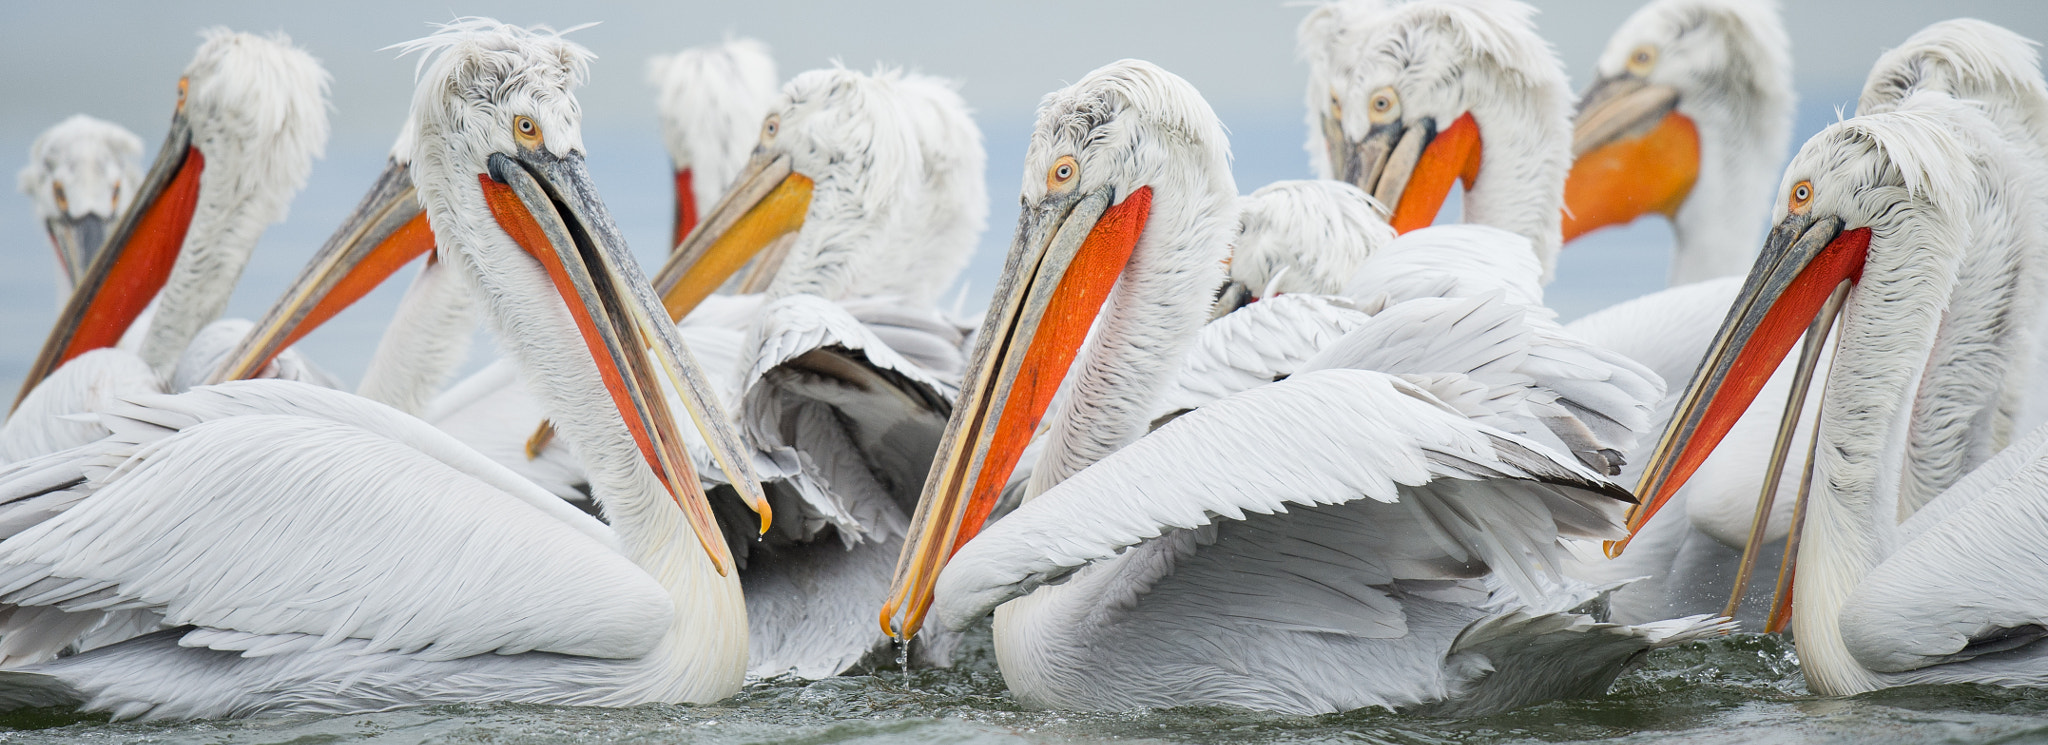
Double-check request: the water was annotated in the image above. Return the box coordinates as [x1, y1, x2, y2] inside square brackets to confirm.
[2, 631, 2047, 744]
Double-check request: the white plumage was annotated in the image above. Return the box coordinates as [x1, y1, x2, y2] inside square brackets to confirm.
[1648, 92, 2048, 696]
[889, 59, 1727, 717]
[0, 19, 754, 719]
[2, 33, 334, 467]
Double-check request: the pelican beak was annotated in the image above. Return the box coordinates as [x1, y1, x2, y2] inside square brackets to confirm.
[1612, 214, 1869, 556]
[207, 158, 434, 385]
[1562, 75, 1699, 242]
[649, 151, 814, 319]
[480, 148, 771, 573]
[45, 213, 109, 288]
[13, 104, 203, 411]
[1337, 112, 1482, 234]
[1211, 280, 1253, 319]
[880, 183, 1154, 640]
[670, 167, 698, 251]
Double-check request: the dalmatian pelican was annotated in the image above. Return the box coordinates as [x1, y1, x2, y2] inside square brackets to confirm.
[1, 30, 330, 464]
[1632, 91, 2048, 695]
[879, 58, 1728, 717]
[16, 115, 144, 298]
[1563, 0, 1794, 285]
[0, 19, 763, 719]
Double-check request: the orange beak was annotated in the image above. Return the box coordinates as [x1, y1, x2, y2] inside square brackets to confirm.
[880, 184, 1153, 641]
[1563, 76, 1700, 242]
[1613, 214, 1869, 557]
[671, 167, 698, 252]
[648, 152, 813, 320]
[208, 157, 436, 385]
[13, 108, 203, 411]
[480, 148, 771, 573]
[1334, 111, 1483, 234]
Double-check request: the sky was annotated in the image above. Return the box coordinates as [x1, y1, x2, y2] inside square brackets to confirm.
[1, 0, 2045, 391]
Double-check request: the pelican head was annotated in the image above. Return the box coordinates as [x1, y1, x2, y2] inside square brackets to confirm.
[647, 37, 781, 248]
[883, 59, 1235, 639]
[653, 65, 984, 318]
[1305, 0, 1571, 280]
[17, 115, 144, 289]
[1622, 93, 2013, 556]
[13, 29, 328, 408]
[1214, 179, 1392, 316]
[394, 19, 766, 571]
[1565, 0, 1794, 282]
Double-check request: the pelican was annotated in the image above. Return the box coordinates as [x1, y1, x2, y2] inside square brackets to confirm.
[1629, 92, 2048, 695]
[204, 37, 781, 418]
[1212, 179, 1391, 314]
[1595, 18, 2048, 626]
[17, 115, 144, 298]
[1, 30, 329, 463]
[0, 19, 764, 719]
[1858, 19, 2048, 443]
[1300, 0, 1817, 626]
[1562, 0, 1794, 285]
[648, 37, 781, 249]
[878, 59, 1728, 716]
[628, 64, 987, 678]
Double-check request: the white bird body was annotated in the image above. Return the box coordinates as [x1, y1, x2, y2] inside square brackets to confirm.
[17, 115, 144, 298]
[1639, 93, 2048, 695]
[884, 60, 1728, 717]
[0, 20, 756, 718]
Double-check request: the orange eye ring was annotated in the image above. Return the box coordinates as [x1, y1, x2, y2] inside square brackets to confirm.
[514, 115, 543, 148]
[176, 77, 189, 112]
[1627, 45, 1658, 76]
[1367, 87, 1400, 124]
[52, 182, 68, 212]
[1789, 180, 1813, 214]
[1047, 155, 1079, 192]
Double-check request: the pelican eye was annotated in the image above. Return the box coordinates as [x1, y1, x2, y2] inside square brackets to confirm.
[1047, 155, 1079, 192]
[52, 182, 67, 212]
[1789, 180, 1813, 213]
[1367, 87, 1400, 125]
[761, 115, 780, 144]
[110, 181, 120, 207]
[514, 115, 543, 148]
[1329, 88, 1343, 121]
[176, 77, 189, 112]
[1627, 45, 1658, 76]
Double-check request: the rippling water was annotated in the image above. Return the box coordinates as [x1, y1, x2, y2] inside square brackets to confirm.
[5, 631, 2048, 744]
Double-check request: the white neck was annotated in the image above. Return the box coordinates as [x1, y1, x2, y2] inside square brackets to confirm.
[1026, 182, 1234, 498]
[1462, 69, 1571, 283]
[413, 145, 743, 698]
[355, 256, 478, 415]
[1792, 190, 2025, 694]
[1667, 84, 1794, 285]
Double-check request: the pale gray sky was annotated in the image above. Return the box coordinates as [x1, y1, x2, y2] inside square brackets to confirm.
[2, 1, 2044, 391]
